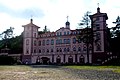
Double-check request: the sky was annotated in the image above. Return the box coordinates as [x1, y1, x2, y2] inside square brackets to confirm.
[0, 0, 120, 36]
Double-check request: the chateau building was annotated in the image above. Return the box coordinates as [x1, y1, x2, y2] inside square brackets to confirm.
[22, 7, 109, 64]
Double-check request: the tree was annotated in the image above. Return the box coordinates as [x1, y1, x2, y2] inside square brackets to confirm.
[78, 11, 92, 64]
[0, 27, 14, 48]
[0, 27, 14, 40]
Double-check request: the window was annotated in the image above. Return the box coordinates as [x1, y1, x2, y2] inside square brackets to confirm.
[96, 24, 100, 30]
[67, 39, 70, 44]
[64, 39, 66, 44]
[96, 32, 101, 40]
[51, 49, 53, 52]
[34, 33, 36, 38]
[46, 39, 49, 45]
[34, 40, 36, 46]
[51, 39, 54, 45]
[96, 43, 101, 51]
[73, 47, 76, 51]
[60, 32, 62, 36]
[26, 50, 29, 54]
[59, 39, 62, 44]
[26, 39, 29, 45]
[57, 48, 59, 52]
[57, 32, 59, 36]
[67, 48, 70, 52]
[64, 48, 66, 52]
[83, 47, 87, 51]
[67, 31, 69, 35]
[73, 38, 76, 44]
[42, 40, 45, 46]
[96, 17, 99, 21]
[64, 32, 66, 35]
[34, 49, 36, 53]
[39, 49, 41, 53]
[60, 48, 62, 52]
[56, 39, 58, 44]
[47, 49, 49, 53]
[38, 41, 41, 46]
[78, 47, 81, 51]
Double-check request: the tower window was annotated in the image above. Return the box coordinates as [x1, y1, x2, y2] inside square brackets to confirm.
[26, 39, 29, 45]
[34, 33, 36, 38]
[34, 40, 37, 46]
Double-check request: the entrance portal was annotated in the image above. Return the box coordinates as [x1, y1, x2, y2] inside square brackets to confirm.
[41, 57, 50, 64]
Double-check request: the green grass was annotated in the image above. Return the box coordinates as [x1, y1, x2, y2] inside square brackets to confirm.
[64, 65, 120, 73]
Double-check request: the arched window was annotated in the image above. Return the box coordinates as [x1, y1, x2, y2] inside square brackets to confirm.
[96, 43, 101, 51]
[51, 49, 53, 52]
[47, 49, 49, 53]
[60, 48, 62, 52]
[39, 41, 41, 46]
[56, 55, 61, 64]
[57, 48, 59, 52]
[68, 56, 73, 64]
[26, 39, 29, 45]
[67, 48, 70, 52]
[39, 49, 41, 53]
[79, 55, 85, 64]
[34, 49, 36, 53]
[64, 48, 66, 52]
[78, 47, 81, 51]
[73, 47, 76, 51]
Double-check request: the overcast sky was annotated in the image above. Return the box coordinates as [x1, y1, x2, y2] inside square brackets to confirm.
[0, 0, 120, 36]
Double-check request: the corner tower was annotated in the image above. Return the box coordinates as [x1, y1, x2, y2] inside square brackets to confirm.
[22, 19, 40, 64]
[90, 7, 108, 64]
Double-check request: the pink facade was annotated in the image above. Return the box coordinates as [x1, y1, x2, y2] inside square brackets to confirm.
[22, 7, 109, 65]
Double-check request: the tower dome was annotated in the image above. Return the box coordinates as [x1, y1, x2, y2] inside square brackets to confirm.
[65, 16, 70, 28]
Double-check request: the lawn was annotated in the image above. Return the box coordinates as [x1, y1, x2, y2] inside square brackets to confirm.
[64, 65, 120, 73]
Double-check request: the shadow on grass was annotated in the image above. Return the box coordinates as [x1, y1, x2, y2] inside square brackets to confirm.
[29, 65, 61, 69]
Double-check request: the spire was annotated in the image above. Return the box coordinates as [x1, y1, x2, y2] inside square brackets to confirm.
[30, 15, 33, 23]
[65, 16, 70, 28]
[97, 3, 100, 13]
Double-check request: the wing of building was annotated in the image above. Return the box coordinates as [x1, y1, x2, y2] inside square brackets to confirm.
[22, 7, 110, 65]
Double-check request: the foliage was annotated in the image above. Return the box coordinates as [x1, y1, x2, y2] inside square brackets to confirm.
[0, 27, 14, 40]
[78, 11, 91, 28]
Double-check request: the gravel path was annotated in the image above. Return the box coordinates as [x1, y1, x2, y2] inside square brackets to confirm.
[0, 65, 120, 80]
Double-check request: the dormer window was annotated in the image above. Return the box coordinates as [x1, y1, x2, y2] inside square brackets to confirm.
[64, 32, 66, 35]
[67, 31, 69, 35]
[60, 32, 62, 36]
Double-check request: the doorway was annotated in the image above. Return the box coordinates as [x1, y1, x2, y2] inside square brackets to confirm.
[41, 57, 50, 65]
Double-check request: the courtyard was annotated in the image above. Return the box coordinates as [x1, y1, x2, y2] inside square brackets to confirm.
[0, 65, 120, 80]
